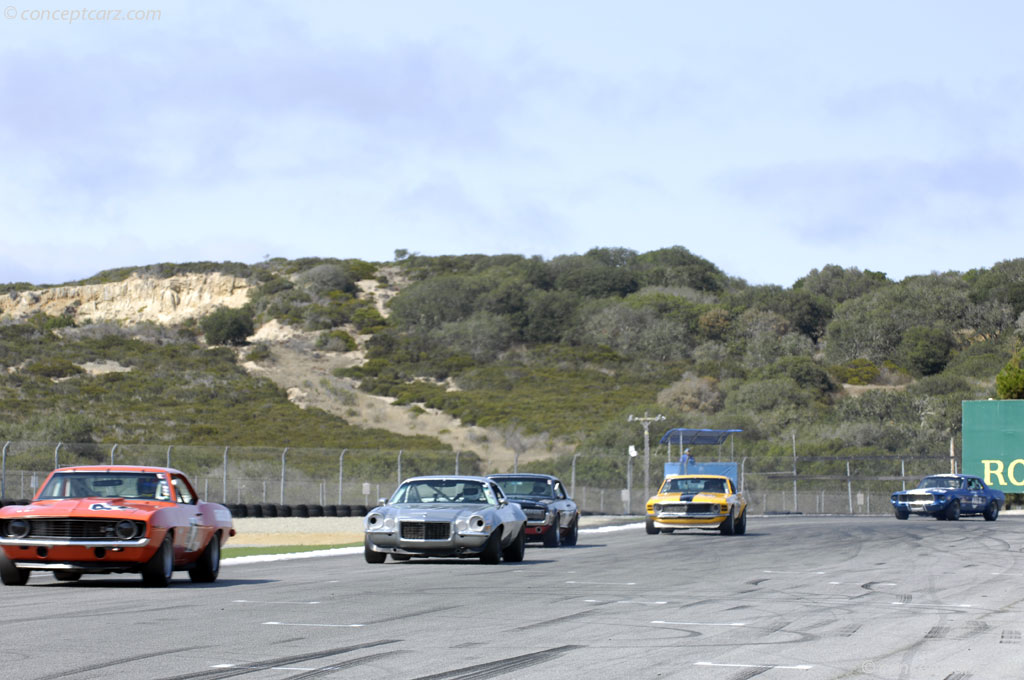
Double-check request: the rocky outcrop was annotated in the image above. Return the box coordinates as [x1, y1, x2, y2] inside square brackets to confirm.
[0, 273, 250, 325]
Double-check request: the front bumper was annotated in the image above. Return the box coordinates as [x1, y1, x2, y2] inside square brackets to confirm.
[365, 528, 491, 556]
[650, 516, 726, 530]
[891, 499, 948, 516]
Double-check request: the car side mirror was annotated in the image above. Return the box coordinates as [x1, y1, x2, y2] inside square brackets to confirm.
[378, 497, 388, 506]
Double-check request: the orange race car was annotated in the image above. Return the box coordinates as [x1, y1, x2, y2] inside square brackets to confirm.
[0, 465, 234, 587]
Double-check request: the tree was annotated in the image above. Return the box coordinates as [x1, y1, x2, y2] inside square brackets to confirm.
[200, 306, 254, 346]
[996, 350, 1024, 399]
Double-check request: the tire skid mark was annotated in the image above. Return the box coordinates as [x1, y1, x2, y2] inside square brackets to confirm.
[729, 667, 772, 680]
[153, 640, 400, 680]
[366, 604, 460, 625]
[413, 645, 583, 680]
[941, 673, 971, 680]
[834, 623, 861, 637]
[511, 608, 598, 631]
[278, 651, 402, 679]
[1000, 629, 1021, 644]
[32, 646, 207, 680]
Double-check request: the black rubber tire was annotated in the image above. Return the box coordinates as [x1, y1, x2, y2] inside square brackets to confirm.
[0, 554, 30, 586]
[645, 517, 659, 535]
[364, 537, 386, 564]
[734, 510, 747, 535]
[261, 503, 278, 518]
[563, 517, 579, 546]
[247, 504, 263, 518]
[54, 571, 82, 582]
[984, 501, 999, 521]
[479, 531, 502, 565]
[232, 504, 248, 518]
[189, 534, 221, 583]
[543, 516, 561, 547]
[352, 505, 368, 517]
[502, 526, 526, 563]
[324, 505, 338, 517]
[309, 505, 324, 517]
[142, 535, 174, 588]
[337, 505, 352, 517]
[894, 508, 909, 520]
[945, 500, 961, 521]
[294, 504, 309, 518]
[720, 510, 736, 535]
[278, 504, 293, 518]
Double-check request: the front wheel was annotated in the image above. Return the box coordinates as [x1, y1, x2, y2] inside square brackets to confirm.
[984, 501, 999, 521]
[480, 531, 502, 565]
[719, 510, 736, 535]
[0, 554, 29, 586]
[502, 526, 526, 563]
[142, 535, 174, 587]
[894, 508, 909, 520]
[645, 517, 659, 535]
[945, 500, 961, 521]
[543, 516, 561, 547]
[562, 517, 579, 546]
[364, 537, 387, 564]
[734, 510, 747, 535]
[189, 534, 221, 583]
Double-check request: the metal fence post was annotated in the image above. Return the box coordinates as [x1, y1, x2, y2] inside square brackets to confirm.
[55, 442, 62, 469]
[222, 446, 229, 504]
[397, 449, 403, 484]
[166, 445, 172, 468]
[571, 452, 582, 499]
[455, 451, 460, 475]
[338, 449, 347, 504]
[110, 443, 118, 465]
[847, 461, 853, 514]
[280, 448, 288, 505]
[1, 441, 9, 502]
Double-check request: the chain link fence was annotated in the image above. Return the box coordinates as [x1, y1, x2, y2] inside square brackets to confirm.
[0, 440, 960, 516]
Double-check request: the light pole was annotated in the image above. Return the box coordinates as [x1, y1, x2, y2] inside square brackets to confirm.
[628, 411, 665, 501]
[626, 445, 638, 514]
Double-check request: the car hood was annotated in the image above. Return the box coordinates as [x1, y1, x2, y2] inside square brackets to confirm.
[650, 492, 728, 503]
[0, 498, 168, 517]
[382, 503, 492, 520]
[505, 497, 551, 510]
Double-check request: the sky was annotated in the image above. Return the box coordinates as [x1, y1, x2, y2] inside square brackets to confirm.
[3, 2, 1024, 287]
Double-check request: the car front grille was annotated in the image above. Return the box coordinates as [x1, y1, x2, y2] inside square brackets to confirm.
[17, 518, 146, 540]
[400, 521, 450, 540]
[523, 508, 547, 521]
[656, 503, 718, 515]
[897, 493, 934, 503]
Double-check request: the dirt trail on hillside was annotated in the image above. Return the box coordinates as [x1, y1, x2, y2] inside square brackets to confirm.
[240, 334, 557, 472]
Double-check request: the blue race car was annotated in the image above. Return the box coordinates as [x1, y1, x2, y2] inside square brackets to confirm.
[891, 474, 1004, 521]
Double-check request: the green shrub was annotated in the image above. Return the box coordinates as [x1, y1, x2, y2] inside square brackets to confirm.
[830, 359, 880, 385]
[315, 330, 357, 352]
[201, 306, 255, 346]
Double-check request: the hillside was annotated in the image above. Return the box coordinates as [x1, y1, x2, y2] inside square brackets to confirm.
[0, 250, 1020, 483]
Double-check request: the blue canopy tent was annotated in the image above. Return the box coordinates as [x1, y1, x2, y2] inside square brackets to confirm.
[659, 428, 743, 483]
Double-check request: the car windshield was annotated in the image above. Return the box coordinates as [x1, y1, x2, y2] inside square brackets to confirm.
[495, 478, 554, 498]
[660, 477, 727, 494]
[390, 480, 496, 505]
[37, 472, 171, 501]
[918, 476, 961, 489]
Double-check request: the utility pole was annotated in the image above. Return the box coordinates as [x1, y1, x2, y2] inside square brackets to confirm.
[628, 411, 665, 501]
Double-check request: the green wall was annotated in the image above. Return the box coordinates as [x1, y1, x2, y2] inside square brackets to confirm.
[962, 400, 1024, 491]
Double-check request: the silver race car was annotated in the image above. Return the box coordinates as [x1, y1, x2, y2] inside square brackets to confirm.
[364, 476, 527, 564]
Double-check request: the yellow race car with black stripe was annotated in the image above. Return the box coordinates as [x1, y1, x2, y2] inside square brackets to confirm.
[645, 474, 747, 536]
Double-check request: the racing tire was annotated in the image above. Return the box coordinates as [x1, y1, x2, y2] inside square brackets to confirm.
[54, 571, 82, 582]
[479, 531, 502, 565]
[945, 500, 961, 521]
[142, 535, 174, 588]
[563, 517, 579, 546]
[894, 508, 909, 520]
[364, 537, 387, 564]
[734, 510, 747, 535]
[719, 510, 736, 535]
[189, 534, 221, 584]
[645, 517, 659, 535]
[502, 526, 526, 563]
[984, 501, 999, 521]
[543, 516, 561, 548]
[0, 554, 30, 586]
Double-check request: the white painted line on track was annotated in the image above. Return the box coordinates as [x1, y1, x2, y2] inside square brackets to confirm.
[695, 662, 812, 670]
[580, 523, 644, 534]
[223, 546, 362, 565]
[263, 621, 365, 627]
[890, 602, 972, 608]
[585, 599, 666, 605]
[567, 581, 636, 585]
[233, 599, 321, 605]
[652, 620, 746, 627]
[763, 570, 826, 575]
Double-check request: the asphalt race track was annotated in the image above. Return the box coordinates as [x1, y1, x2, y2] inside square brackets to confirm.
[2, 516, 1022, 679]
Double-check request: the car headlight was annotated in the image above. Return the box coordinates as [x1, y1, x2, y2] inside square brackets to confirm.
[4, 518, 30, 539]
[114, 520, 138, 540]
[653, 504, 662, 513]
[456, 515, 488, 532]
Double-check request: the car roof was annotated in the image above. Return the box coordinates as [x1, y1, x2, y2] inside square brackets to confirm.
[488, 473, 559, 481]
[401, 475, 493, 483]
[663, 474, 731, 481]
[51, 465, 183, 475]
